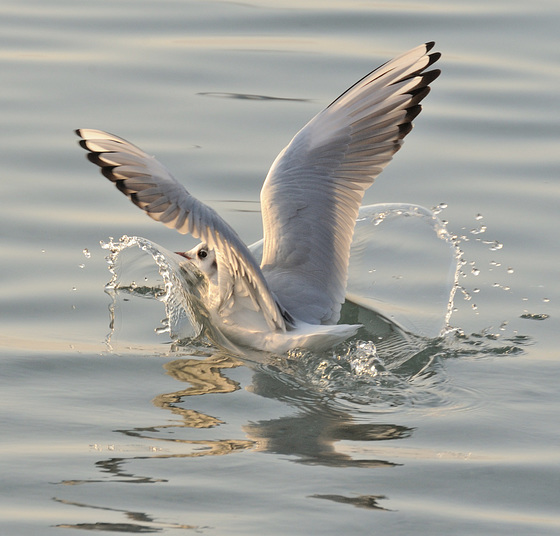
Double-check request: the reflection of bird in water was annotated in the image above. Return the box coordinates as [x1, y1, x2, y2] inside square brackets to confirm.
[245, 417, 411, 468]
[152, 354, 242, 429]
[117, 352, 415, 468]
[244, 368, 413, 467]
[109, 354, 255, 459]
[76, 43, 440, 353]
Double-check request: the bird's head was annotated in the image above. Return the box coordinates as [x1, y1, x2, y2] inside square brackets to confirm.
[176, 243, 218, 281]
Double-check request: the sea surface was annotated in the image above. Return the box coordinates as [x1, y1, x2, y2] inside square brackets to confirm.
[1, 0, 559, 534]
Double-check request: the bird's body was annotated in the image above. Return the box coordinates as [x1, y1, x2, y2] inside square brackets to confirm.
[76, 42, 440, 353]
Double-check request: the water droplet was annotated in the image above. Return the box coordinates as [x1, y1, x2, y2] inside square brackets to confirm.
[71, 287, 77, 291]
[475, 213, 483, 220]
[507, 267, 514, 274]
[471, 268, 480, 276]
[470, 225, 487, 235]
[431, 202, 448, 214]
[82, 248, 91, 258]
[487, 240, 503, 251]
[41, 249, 46, 254]
[472, 304, 478, 310]
[543, 298, 550, 303]
[78, 263, 85, 269]
[473, 288, 480, 293]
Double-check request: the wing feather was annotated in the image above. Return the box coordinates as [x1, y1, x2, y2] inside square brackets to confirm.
[260, 42, 441, 325]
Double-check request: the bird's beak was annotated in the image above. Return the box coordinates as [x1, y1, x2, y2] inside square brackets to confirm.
[175, 251, 192, 260]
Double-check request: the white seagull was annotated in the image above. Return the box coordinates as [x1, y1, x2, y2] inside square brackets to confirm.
[76, 42, 441, 354]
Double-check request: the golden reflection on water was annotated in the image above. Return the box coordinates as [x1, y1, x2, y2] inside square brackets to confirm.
[114, 352, 256, 461]
[153, 355, 242, 428]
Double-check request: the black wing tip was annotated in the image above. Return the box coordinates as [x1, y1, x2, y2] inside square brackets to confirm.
[416, 68, 441, 91]
[78, 139, 91, 151]
[427, 52, 441, 69]
[101, 166, 118, 181]
[86, 152, 105, 166]
[423, 42, 441, 69]
[404, 104, 423, 124]
[74, 128, 90, 140]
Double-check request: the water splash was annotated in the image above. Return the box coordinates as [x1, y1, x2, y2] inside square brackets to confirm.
[96, 224, 526, 413]
[346, 203, 462, 339]
[101, 235, 204, 347]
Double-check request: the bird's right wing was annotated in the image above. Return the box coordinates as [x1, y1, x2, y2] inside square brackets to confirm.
[76, 129, 290, 332]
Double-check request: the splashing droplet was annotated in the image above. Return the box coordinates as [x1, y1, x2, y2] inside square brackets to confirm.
[431, 202, 448, 215]
[82, 248, 91, 259]
[485, 240, 503, 251]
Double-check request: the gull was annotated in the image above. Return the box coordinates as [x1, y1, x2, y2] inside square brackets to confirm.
[76, 42, 440, 354]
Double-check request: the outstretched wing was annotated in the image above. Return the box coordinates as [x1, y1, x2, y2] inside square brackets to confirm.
[260, 42, 440, 325]
[75, 129, 290, 331]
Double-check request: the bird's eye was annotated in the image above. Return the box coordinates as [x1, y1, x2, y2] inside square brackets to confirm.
[198, 249, 208, 259]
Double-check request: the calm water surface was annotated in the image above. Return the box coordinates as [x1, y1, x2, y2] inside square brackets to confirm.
[1, 0, 559, 534]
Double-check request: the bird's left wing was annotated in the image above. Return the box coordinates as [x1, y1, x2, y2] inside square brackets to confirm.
[75, 129, 290, 331]
[260, 42, 441, 326]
